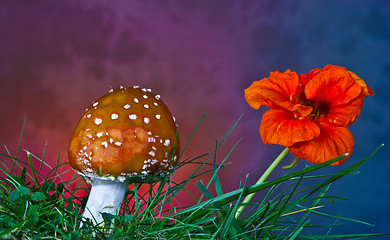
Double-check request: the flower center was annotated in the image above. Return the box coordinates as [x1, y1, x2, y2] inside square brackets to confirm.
[312, 100, 330, 119]
[297, 92, 329, 121]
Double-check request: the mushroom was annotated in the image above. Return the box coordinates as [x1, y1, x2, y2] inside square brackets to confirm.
[68, 86, 180, 225]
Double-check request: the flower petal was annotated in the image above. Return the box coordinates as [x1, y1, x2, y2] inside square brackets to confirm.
[292, 104, 313, 117]
[305, 67, 363, 105]
[244, 80, 280, 110]
[300, 65, 343, 86]
[305, 67, 366, 126]
[321, 64, 348, 72]
[289, 123, 354, 165]
[324, 92, 364, 127]
[306, 67, 324, 81]
[349, 71, 374, 97]
[260, 109, 320, 146]
[245, 70, 300, 110]
[309, 65, 374, 97]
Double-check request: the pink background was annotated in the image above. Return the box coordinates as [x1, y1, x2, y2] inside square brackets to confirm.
[1, 1, 389, 235]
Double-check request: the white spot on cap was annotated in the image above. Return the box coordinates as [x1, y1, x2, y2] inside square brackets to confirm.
[109, 138, 114, 143]
[134, 98, 139, 103]
[117, 176, 126, 182]
[149, 151, 155, 157]
[124, 104, 131, 109]
[143, 95, 148, 99]
[129, 114, 137, 120]
[142, 88, 147, 92]
[115, 141, 122, 146]
[144, 104, 149, 109]
[164, 139, 170, 147]
[147, 89, 152, 92]
[133, 85, 139, 88]
[97, 132, 103, 138]
[87, 134, 93, 139]
[101, 141, 108, 148]
[148, 137, 156, 142]
[93, 102, 99, 107]
[95, 118, 102, 125]
[86, 114, 91, 118]
[154, 102, 158, 106]
[155, 95, 160, 100]
[144, 117, 150, 124]
[156, 114, 161, 119]
[111, 113, 119, 120]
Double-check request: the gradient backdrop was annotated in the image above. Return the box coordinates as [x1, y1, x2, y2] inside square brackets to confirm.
[1, 0, 389, 236]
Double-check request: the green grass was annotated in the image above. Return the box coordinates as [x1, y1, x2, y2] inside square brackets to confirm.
[0, 115, 388, 239]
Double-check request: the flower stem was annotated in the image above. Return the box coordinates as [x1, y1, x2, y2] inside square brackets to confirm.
[282, 156, 300, 169]
[235, 147, 289, 219]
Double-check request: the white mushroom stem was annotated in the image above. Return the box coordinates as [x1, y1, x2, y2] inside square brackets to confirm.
[83, 178, 129, 225]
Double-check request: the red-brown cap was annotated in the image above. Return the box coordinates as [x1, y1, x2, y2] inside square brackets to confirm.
[68, 86, 180, 183]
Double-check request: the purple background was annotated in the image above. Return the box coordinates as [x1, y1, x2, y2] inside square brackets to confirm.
[1, 1, 389, 236]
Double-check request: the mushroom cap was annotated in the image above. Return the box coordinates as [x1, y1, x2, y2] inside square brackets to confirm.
[68, 86, 180, 183]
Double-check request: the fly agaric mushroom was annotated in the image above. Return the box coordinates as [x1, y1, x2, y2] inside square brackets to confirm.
[68, 86, 179, 225]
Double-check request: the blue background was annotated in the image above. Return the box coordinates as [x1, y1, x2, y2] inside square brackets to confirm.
[1, 0, 389, 236]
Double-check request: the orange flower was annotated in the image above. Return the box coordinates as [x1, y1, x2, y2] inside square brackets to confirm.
[245, 65, 373, 165]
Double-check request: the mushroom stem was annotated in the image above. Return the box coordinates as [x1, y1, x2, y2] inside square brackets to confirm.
[83, 178, 129, 225]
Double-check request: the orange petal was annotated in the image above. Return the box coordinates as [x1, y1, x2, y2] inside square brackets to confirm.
[305, 67, 363, 105]
[244, 80, 280, 110]
[324, 92, 364, 127]
[306, 67, 324, 81]
[305, 67, 366, 126]
[298, 73, 309, 86]
[292, 104, 313, 117]
[313, 65, 374, 97]
[289, 124, 354, 165]
[349, 71, 374, 97]
[260, 109, 320, 147]
[244, 70, 300, 110]
[321, 64, 348, 72]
